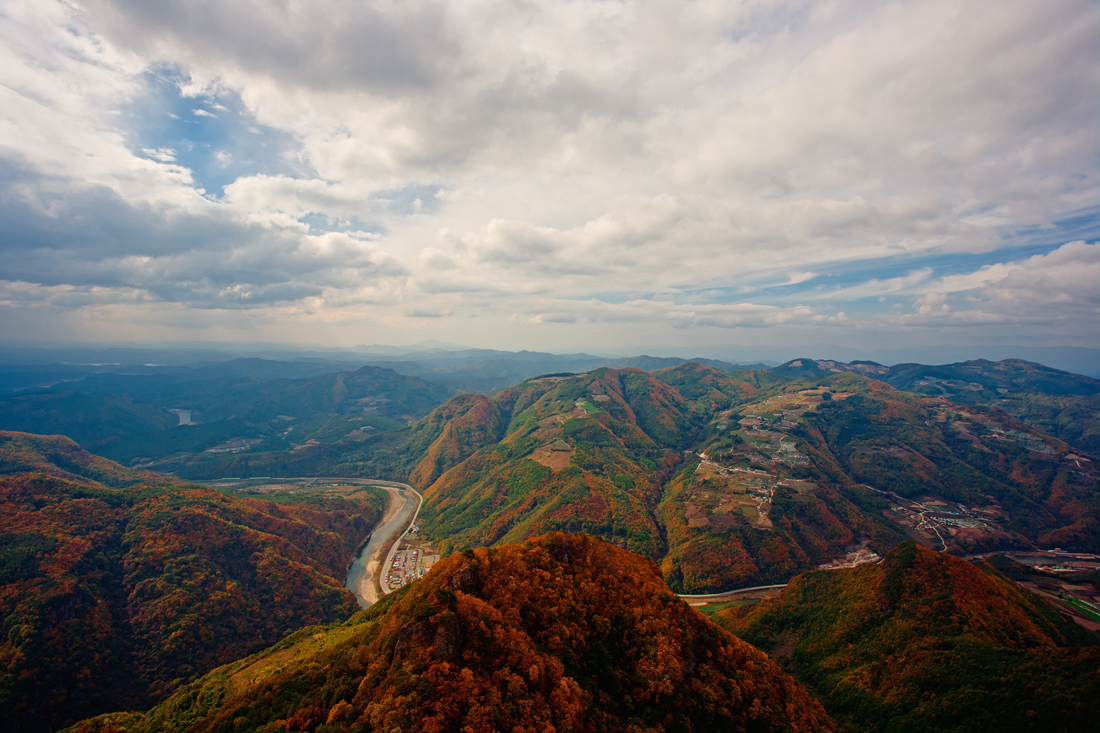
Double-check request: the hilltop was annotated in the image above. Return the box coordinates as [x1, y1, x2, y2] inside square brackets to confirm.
[717, 541, 1100, 732]
[71, 533, 835, 733]
[0, 430, 162, 487]
[0, 432, 384, 733]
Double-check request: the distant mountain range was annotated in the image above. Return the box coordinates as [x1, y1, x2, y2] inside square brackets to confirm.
[5, 340, 1097, 376]
[0, 344, 770, 395]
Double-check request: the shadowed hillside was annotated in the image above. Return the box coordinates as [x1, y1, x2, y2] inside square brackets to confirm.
[0, 365, 456, 472]
[717, 541, 1100, 733]
[0, 433, 384, 733]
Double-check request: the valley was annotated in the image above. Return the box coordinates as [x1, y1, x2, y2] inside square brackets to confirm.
[0, 434, 386, 733]
[199, 477, 427, 608]
[6, 352, 1096, 596]
[175, 352, 1100, 627]
[200, 462, 1100, 653]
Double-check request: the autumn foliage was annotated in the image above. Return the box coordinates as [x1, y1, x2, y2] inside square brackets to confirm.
[719, 541, 1100, 732]
[0, 433, 380, 733]
[97, 533, 835, 733]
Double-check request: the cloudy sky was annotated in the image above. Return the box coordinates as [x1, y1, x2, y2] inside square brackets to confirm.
[1, 0, 1097, 356]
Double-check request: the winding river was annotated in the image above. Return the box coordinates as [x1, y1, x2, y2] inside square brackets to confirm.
[345, 483, 420, 608]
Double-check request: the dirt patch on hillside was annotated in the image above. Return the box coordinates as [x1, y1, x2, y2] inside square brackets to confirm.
[530, 446, 573, 470]
[695, 460, 733, 479]
[770, 630, 799, 663]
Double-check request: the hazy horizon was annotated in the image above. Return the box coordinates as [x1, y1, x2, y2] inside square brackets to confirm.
[3, 338, 1098, 377]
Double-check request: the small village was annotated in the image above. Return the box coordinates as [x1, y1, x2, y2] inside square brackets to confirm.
[203, 437, 264, 454]
[860, 483, 1007, 550]
[384, 524, 440, 592]
[680, 387, 838, 532]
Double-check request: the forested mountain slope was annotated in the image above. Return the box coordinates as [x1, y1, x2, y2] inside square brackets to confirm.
[772, 357, 1100, 453]
[388, 362, 1098, 592]
[717, 541, 1100, 732]
[90, 358, 1100, 595]
[411, 368, 696, 558]
[0, 430, 163, 487]
[0, 432, 383, 733]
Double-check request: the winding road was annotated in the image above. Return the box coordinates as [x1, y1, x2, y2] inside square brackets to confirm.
[915, 507, 948, 551]
[678, 584, 790, 600]
[344, 481, 423, 608]
[342, 481, 895, 608]
[378, 483, 425, 596]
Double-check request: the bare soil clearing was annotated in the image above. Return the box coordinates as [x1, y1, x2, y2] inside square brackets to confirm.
[530, 447, 572, 469]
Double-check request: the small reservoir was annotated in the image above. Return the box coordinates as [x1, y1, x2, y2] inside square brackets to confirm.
[169, 409, 194, 426]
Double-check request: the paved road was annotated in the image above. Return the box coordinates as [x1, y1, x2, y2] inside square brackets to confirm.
[678, 584, 789, 602]
[345, 481, 421, 608]
[379, 484, 424, 596]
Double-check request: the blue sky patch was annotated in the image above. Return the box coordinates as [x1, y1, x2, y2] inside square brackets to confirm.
[667, 208, 1100, 308]
[1000, 205, 1100, 250]
[125, 66, 314, 197]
